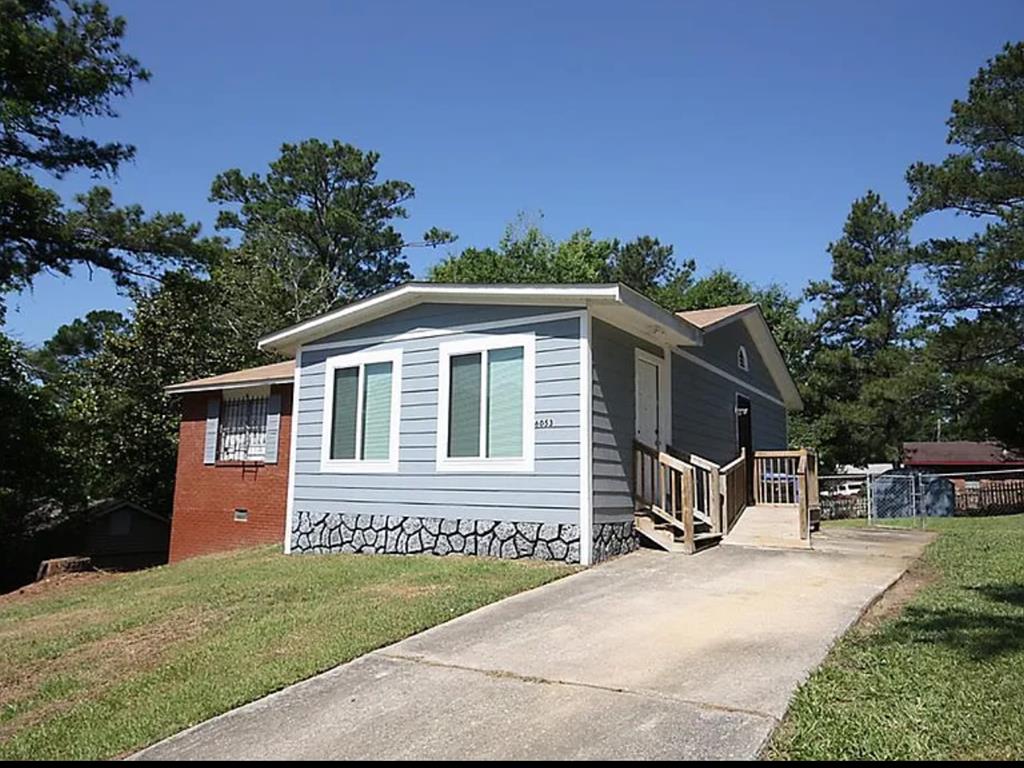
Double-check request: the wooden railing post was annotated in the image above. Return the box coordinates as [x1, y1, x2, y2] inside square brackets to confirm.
[798, 448, 809, 540]
[683, 466, 695, 553]
[710, 464, 722, 534]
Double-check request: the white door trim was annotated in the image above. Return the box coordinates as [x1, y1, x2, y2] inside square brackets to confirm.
[634, 348, 668, 450]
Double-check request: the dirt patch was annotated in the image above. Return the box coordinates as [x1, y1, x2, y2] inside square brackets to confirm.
[853, 561, 938, 635]
[0, 571, 113, 606]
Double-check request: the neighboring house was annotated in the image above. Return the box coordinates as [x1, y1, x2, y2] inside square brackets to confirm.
[167, 283, 811, 565]
[24, 499, 169, 582]
[165, 361, 294, 563]
[903, 440, 1024, 515]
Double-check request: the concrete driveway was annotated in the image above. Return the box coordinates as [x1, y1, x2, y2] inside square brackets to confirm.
[134, 526, 933, 761]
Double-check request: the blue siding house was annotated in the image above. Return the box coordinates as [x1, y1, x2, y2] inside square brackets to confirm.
[253, 282, 804, 565]
[170, 283, 807, 566]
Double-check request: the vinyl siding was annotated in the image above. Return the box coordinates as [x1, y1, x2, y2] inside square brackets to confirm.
[670, 319, 788, 465]
[683, 318, 777, 395]
[591, 319, 662, 523]
[293, 306, 582, 524]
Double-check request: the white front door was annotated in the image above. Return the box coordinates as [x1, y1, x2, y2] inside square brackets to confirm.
[635, 354, 662, 449]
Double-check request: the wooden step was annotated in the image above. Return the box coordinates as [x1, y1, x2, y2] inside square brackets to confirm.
[634, 514, 722, 554]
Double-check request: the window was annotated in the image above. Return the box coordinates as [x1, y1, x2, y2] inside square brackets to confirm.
[437, 334, 535, 472]
[737, 345, 749, 371]
[107, 508, 131, 536]
[320, 349, 402, 472]
[234, 508, 249, 522]
[219, 395, 268, 461]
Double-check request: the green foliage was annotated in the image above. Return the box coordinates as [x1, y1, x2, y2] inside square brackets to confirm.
[808, 192, 927, 356]
[50, 273, 265, 515]
[800, 193, 932, 467]
[0, 0, 147, 176]
[0, 333, 78, 582]
[770, 516, 1024, 760]
[211, 138, 454, 319]
[26, 309, 126, 379]
[0, 1, 217, 302]
[906, 41, 1024, 449]
[430, 214, 695, 308]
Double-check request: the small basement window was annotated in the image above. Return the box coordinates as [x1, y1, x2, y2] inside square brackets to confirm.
[234, 508, 249, 522]
[218, 395, 269, 461]
[737, 345, 749, 371]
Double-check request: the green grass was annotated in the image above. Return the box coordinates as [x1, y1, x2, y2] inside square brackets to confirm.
[0, 547, 574, 760]
[770, 514, 1024, 760]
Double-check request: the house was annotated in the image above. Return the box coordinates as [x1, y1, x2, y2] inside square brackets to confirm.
[165, 360, 294, 562]
[903, 440, 1024, 515]
[15, 499, 170, 587]
[166, 283, 816, 565]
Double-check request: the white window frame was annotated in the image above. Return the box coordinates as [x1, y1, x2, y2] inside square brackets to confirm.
[319, 348, 402, 473]
[737, 345, 750, 371]
[436, 333, 536, 473]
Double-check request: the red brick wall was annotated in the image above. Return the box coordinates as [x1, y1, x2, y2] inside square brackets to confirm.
[169, 384, 293, 563]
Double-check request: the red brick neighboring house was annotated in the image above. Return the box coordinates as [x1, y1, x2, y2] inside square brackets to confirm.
[903, 440, 1024, 514]
[165, 361, 294, 563]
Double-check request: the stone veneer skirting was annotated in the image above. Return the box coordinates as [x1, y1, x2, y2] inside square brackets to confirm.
[291, 512, 640, 564]
[291, 511, 581, 563]
[592, 520, 639, 562]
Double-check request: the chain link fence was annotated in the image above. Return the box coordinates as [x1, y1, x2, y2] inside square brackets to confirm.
[819, 470, 958, 528]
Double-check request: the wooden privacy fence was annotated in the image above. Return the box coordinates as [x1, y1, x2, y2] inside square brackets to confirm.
[955, 479, 1024, 515]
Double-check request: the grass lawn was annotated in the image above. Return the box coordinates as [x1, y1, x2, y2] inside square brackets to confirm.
[770, 514, 1024, 760]
[0, 547, 574, 760]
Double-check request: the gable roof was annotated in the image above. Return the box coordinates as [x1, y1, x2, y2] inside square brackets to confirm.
[257, 282, 703, 355]
[164, 360, 295, 395]
[167, 283, 802, 410]
[903, 441, 1024, 467]
[676, 303, 758, 331]
[677, 303, 802, 410]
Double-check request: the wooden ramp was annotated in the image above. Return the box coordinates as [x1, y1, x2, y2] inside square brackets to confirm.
[722, 505, 811, 550]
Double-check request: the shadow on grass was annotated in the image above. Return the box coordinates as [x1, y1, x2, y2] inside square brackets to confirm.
[883, 584, 1024, 661]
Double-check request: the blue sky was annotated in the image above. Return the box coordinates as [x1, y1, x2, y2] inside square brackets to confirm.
[5, 0, 1022, 345]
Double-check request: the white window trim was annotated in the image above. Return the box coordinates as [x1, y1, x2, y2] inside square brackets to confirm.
[436, 333, 536, 473]
[319, 348, 402, 473]
[737, 344, 750, 371]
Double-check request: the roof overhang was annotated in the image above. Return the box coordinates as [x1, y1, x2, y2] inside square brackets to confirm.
[164, 363, 295, 395]
[258, 282, 703, 355]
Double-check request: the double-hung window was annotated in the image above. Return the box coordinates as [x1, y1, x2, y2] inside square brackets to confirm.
[437, 334, 535, 472]
[320, 349, 402, 472]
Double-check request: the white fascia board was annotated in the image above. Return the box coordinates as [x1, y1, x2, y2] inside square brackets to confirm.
[616, 284, 703, 346]
[164, 376, 295, 395]
[741, 311, 803, 411]
[258, 283, 624, 355]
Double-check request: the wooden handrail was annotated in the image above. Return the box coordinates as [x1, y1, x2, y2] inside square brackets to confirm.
[634, 441, 818, 548]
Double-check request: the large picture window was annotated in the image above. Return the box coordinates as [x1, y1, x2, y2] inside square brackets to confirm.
[437, 334, 535, 472]
[320, 349, 402, 472]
